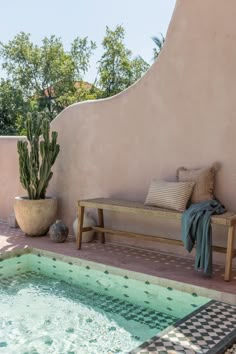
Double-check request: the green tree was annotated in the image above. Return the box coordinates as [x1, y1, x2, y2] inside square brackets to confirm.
[0, 79, 26, 135]
[152, 34, 165, 61]
[0, 33, 96, 120]
[97, 26, 150, 97]
[131, 56, 150, 83]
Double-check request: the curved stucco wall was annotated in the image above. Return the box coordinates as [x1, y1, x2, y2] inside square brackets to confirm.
[1, 0, 236, 259]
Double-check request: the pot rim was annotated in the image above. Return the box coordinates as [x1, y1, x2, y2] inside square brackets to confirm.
[15, 196, 57, 201]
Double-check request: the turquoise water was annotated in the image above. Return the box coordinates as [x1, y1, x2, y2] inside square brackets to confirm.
[0, 252, 210, 354]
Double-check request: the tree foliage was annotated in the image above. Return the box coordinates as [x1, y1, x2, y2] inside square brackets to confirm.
[0, 33, 96, 121]
[97, 26, 150, 97]
[0, 79, 26, 135]
[152, 34, 165, 61]
[0, 27, 151, 135]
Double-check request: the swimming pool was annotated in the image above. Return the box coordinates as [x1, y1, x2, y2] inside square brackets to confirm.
[0, 250, 210, 353]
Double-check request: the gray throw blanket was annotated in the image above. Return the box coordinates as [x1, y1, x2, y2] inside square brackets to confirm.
[182, 199, 226, 276]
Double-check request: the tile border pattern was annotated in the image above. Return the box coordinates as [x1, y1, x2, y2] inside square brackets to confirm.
[130, 300, 236, 354]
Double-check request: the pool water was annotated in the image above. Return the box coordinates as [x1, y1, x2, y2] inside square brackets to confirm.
[0, 252, 210, 354]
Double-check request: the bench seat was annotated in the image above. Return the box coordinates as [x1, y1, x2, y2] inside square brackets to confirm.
[77, 198, 236, 281]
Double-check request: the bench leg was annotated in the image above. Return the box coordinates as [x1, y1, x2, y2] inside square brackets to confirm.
[76, 206, 85, 250]
[98, 208, 105, 243]
[224, 226, 235, 281]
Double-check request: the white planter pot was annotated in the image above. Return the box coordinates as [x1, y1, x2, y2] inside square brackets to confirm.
[14, 196, 57, 236]
[8, 214, 18, 228]
[73, 213, 96, 242]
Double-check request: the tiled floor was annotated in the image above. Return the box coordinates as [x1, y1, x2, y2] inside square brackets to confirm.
[0, 222, 235, 296]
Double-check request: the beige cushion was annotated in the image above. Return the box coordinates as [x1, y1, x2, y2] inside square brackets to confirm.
[145, 180, 195, 212]
[177, 165, 215, 203]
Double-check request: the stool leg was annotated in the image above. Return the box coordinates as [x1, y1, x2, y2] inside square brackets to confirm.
[76, 206, 84, 250]
[98, 208, 105, 243]
[224, 226, 235, 281]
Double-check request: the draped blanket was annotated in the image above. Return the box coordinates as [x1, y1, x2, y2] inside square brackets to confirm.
[182, 200, 226, 276]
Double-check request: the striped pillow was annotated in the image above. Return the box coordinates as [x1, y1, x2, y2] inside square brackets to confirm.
[145, 180, 195, 212]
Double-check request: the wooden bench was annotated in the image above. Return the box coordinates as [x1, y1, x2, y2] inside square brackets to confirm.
[76, 198, 236, 281]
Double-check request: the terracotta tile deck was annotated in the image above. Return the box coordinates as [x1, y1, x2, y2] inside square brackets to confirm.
[0, 223, 235, 299]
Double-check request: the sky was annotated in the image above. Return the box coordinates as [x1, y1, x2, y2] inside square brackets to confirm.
[0, 0, 176, 82]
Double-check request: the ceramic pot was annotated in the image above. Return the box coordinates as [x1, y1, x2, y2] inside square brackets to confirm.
[73, 212, 96, 242]
[49, 220, 68, 243]
[14, 196, 57, 236]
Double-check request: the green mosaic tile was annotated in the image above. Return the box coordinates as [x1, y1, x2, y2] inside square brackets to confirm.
[133, 336, 140, 341]
[124, 275, 129, 279]
[45, 339, 53, 346]
[108, 326, 116, 331]
[66, 328, 74, 333]
[0, 342, 7, 347]
[104, 270, 109, 274]
[192, 292, 198, 297]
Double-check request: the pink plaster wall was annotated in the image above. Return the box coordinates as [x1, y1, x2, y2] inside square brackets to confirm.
[0, 137, 25, 222]
[1, 0, 236, 258]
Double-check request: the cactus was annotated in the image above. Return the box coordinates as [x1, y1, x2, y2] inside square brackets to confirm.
[17, 112, 60, 199]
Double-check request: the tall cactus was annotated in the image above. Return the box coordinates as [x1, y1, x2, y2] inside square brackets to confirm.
[17, 112, 60, 199]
